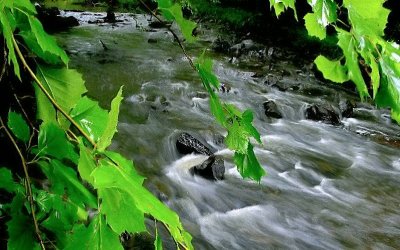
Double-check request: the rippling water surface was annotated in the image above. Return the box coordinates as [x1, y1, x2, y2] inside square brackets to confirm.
[57, 12, 400, 249]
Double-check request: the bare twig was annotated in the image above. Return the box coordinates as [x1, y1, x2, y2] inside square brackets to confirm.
[0, 117, 46, 250]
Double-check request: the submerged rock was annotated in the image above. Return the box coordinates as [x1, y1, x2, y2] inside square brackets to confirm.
[176, 133, 225, 180]
[305, 104, 340, 125]
[263, 100, 282, 119]
[190, 155, 225, 180]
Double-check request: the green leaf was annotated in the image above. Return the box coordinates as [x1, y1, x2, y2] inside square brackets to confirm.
[7, 193, 40, 250]
[65, 215, 123, 250]
[209, 93, 226, 125]
[7, 111, 30, 143]
[0, 9, 20, 79]
[99, 188, 146, 234]
[225, 120, 249, 154]
[159, 3, 197, 42]
[37, 122, 78, 162]
[39, 159, 97, 208]
[376, 54, 400, 123]
[305, 0, 337, 39]
[304, 13, 326, 40]
[155, 226, 163, 250]
[37, 65, 87, 115]
[91, 157, 192, 249]
[28, 16, 69, 64]
[343, 0, 390, 37]
[20, 30, 63, 64]
[314, 55, 349, 83]
[270, 0, 297, 20]
[70, 97, 108, 142]
[0, 167, 18, 192]
[97, 86, 123, 151]
[78, 141, 97, 183]
[234, 144, 266, 182]
[196, 54, 220, 89]
[34, 83, 56, 124]
[337, 30, 369, 100]
[242, 110, 261, 143]
[14, 0, 37, 14]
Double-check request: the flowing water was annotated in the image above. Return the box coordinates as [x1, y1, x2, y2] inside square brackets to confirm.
[56, 12, 400, 249]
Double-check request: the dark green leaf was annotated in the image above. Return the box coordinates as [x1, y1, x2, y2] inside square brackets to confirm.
[0, 167, 17, 192]
[37, 122, 78, 162]
[7, 111, 30, 143]
[0, 9, 20, 79]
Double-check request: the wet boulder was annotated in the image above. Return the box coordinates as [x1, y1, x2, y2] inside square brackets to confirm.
[339, 100, 356, 118]
[36, 6, 79, 32]
[305, 104, 340, 125]
[263, 100, 282, 119]
[190, 155, 225, 180]
[176, 133, 225, 180]
[176, 132, 213, 156]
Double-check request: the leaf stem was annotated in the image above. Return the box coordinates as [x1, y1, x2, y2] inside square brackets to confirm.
[0, 117, 46, 250]
[11, 35, 97, 147]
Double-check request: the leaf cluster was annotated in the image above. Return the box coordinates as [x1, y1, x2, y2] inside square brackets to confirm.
[0, 1, 192, 249]
[269, 0, 400, 123]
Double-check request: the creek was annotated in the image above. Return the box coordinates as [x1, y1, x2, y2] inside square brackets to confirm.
[56, 11, 400, 249]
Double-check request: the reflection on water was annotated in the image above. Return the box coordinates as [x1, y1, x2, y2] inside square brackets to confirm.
[57, 12, 400, 249]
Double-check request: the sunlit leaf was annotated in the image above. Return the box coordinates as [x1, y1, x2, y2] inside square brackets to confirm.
[97, 86, 123, 151]
[159, 3, 196, 42]
[314, 55, 349, 83]
[234, 144, 266, 182]
[65, 215, 123, 250]
[28, 16, 69, 64]
[225, 120, 248, 154]
[36, 65, 87, 115]
[99, 188, 146, 234]
[343, 0, 389, 37]
[304, 13, 326, 40]
[70, 96, 108, 142]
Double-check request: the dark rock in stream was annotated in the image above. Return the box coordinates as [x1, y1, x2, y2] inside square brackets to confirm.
[305, 104, 340, 125]
[36, 6, 79, 32]
[190, 155, 225, 180]
[339, 100, 356, 118]
[176, 132, 214, 156]
[176, 133, 225, 180]
[263, 100, 282, 119]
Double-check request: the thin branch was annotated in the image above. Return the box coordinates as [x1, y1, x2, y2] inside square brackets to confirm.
[11, 35, 97, 147]
[0, 117, 46, 250]
[138, 0, 196, 70]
